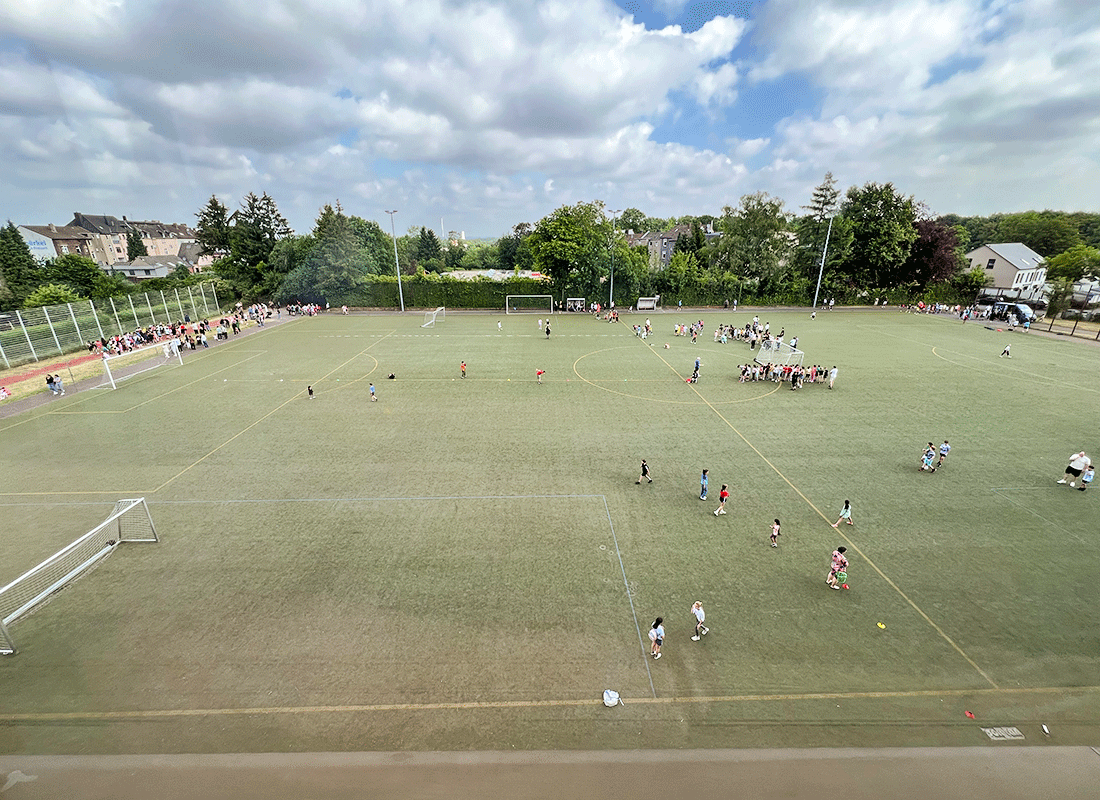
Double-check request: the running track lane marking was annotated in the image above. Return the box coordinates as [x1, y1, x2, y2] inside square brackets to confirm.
[2, 685, 1093, 722]
[640, 340, 1000, 690]
[603, 495, 656, 698]
[151, 332, 397, 493]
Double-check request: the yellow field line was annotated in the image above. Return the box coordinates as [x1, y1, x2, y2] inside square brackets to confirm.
[642, 344, 1000, 689]
[151, 332, 395, 493]
[2, 685, 1093, 722]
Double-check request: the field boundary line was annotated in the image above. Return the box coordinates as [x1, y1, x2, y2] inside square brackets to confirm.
[152, 332, 396, 493]
[990, 488, 1093, 546]
[0, 494, 616, 506]
[602, 496, 656, 698]
[640, 341, 1000, 690]
[3, 685, 1095, 722]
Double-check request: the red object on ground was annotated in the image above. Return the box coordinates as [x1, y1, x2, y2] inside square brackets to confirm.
[842, 584, 849, 590]
[965, 711, 975, 719]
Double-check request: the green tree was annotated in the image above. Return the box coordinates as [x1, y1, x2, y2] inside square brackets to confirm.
[0, 221, 42, 309]
[1046, 244, 1100, 282]
[792, 172, 847, 282]
[950, 268, 989, 302]
[305, 203, 370, 302]
[212, 192, 292, 298]
[527, 201, 611, 297]
[497, 223, 533, 272]
[1045, 277, 1075, 322]
[840, 182, 918, 288]
[995, 212, 1080, 257]
[444, 241, 466, 271]
[194, 195, 232, 256]
[90, 271, 136, 299]
[264, 234, 315, 297]
[23, 283, 81, 307]
[674, 221, 706, 258]
[902, 219, 965, 287]
[618, 208, 648, 234]
[714, 192, 792, 293]
[48, 253, 102, 297]
[126, 232, 148, 261]
[348, 217, 395, 275]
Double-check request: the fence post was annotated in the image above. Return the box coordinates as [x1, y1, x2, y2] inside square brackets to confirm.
[15, 310, 38, 362]
[41, 306, 64, 356]
[67, 303, 84, 343]
[0, 336, 9, 369]
[174, 288, 185, 320]
[145, 292, 157, 324]
[91, 300, 106, 340]
[187, 286, 197, 320]
[160, 291, 169, 322]
[109, 297, 124, 334]
[127, 294, 140, 329]
[211, 283, 219, 312]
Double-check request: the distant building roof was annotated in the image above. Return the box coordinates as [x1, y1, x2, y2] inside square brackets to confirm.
[971, 243, 1046, 270]
[127, 255, 190, 269]
[126, 220, 197, 239]
[68, 212, 134, 235]
[22, 224, 93, 240]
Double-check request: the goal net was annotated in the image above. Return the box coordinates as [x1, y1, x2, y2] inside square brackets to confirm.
[422, 307, 446, 328]
[506, 295, 553, 314]
[0, 498, 159, 655]
[754, 341, 805, 367]
[97, 340, 184, 389]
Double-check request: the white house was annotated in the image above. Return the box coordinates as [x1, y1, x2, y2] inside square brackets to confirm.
[965, 243, 1047, 302]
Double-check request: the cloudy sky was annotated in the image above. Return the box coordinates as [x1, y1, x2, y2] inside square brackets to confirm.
[1, 0, 1098, 239]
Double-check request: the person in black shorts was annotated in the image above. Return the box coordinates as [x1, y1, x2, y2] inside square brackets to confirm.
[637, 459, 652, 484]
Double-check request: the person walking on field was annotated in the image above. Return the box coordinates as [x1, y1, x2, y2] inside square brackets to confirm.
[714, 484, 729, 515]
[1058, 451, 1091, 487]
[828, 366, 838, 389]
[637, 459, 652, 484]
[699, 469, 709, 501]
[932, 440, 950, 472]
[690, 602, 709, 640]
[1000, 343, 1011, 358]
[545, 321, 551, 339]
[770, 518, 782, 547]
[460, 361, 466, 379]
[832, 500, 853, 528]
[369, 383, 377, 401]
[649, 617, 664, 659]
[826, 546, 848, 590]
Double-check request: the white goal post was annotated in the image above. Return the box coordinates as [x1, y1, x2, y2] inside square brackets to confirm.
[754, 342, 805, 367]
[98, 340, 184, 390]
[422, 307, 446, 328]
[506, 295, 553, 314]
[0, 498, 159, 655]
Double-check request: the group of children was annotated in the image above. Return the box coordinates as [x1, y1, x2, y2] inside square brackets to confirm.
[648, 601, 710, 659]
[919, 440, 951, 473]
[738, 363, 835, 388]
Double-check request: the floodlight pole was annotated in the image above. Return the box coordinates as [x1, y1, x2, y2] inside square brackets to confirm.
[385, 210, 405, 313]
[812, 215, 834, 310]
[608, 209, 621, 308]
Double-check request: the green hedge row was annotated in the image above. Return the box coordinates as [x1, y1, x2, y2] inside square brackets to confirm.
[345, 275, 550, 308]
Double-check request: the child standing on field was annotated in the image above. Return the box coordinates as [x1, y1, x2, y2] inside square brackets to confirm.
[832, 500, 853, 527]
[690, 601, 709, 640]
[460, 361, 466, 378]
[637, 459, 652, 484]
[369, 383, 376, 401]
[714, 484, 729, 515]
[770, 518, 781, 547]
[307, 385, 314, 399]
[649, 617, 664, 659]
[1079, 465, 1095, 491]
[700, 469, 709, 500]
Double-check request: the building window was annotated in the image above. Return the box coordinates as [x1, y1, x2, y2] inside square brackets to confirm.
[986, 258, 996, 269]
[60, 244, 69, 254]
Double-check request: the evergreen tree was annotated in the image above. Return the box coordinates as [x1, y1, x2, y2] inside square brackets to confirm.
[0, 221, 43, 309]
[126, 231, 148, 261]
[306, 202, 369, 302]
[195, 195, 232, 256]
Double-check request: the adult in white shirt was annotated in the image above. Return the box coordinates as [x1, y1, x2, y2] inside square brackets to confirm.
[1058, 452, 1091, 487]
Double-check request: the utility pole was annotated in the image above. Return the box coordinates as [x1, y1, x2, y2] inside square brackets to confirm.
[608, 209, 621, 308]
[385, 210, 405, 312]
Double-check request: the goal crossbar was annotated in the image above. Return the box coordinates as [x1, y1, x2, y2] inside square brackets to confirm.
[506, 295, 553, 314]
[754, 345, 805, 367]
[99, 340, 183, 389]
[0, 498, 158, 655]
[422, 307, 446, 328]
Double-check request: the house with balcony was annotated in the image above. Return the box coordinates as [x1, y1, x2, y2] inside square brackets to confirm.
[965, 243, 1047, 302]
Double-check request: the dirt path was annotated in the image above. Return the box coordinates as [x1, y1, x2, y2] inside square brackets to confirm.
[1, 747, 1098, 800]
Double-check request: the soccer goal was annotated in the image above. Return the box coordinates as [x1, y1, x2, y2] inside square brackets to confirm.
[754, 343, 805, 367]
[97, 340, 184, 389]
[422, 307, 446, 328]
[506, 295, 553, 314]
[0, 498, 159, 655]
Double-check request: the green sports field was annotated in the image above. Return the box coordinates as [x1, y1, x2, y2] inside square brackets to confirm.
[1, 307, 1098, 755]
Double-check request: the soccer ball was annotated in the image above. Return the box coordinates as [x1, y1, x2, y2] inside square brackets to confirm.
[664, 343, 670, 349]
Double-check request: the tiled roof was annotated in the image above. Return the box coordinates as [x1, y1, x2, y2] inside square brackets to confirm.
[22, 225, 93, 240]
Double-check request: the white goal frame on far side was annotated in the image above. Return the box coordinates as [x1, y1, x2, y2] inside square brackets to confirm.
[505, 295, 553, 314]
[422, 307, 446, 328]
[98, 340, 183, 390]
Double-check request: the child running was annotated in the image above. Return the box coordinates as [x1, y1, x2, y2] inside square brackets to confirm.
[637, 459, 652, 484]
[919, 443, 935, 471]
[832, 500, 853, 527]
[713, 484, 729, 515]
[770, 518, 781, 547]
[826, 546, 849, 590]
[932, 440, 950, 472]
[690, 601, 709, 640]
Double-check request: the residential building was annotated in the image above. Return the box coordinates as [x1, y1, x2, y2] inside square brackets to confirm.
[124, 218, 198, 257]
[178, 242, 214, 272]
[67, 212, 135, 266]
[966, 243, 1047, 302]
[625, 223, 720, 270]
[18, 224, 95, 259]
[113, 255, 191, 280]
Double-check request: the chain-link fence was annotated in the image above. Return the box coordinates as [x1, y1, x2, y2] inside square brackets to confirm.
[0, 283, 221, 369]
